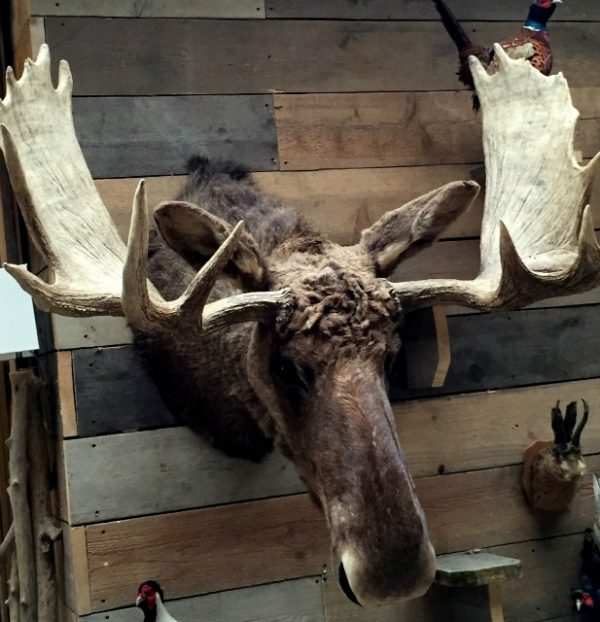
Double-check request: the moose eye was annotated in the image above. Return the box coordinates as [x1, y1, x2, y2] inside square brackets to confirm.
[270, 355, 314, 397]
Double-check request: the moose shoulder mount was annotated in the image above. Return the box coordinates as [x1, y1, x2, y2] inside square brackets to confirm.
[2, 44, 600, 606]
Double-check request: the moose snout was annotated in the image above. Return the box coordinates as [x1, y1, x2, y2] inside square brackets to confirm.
[337, 538, 436, 605]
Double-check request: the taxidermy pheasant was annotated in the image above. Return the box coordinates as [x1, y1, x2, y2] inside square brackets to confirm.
[136, 581, 178, 622]
[522, 400, 589, 513]
[432, 0, 562, 109]
[571, 476, 600, 618]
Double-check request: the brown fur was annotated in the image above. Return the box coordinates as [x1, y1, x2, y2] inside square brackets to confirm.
[133, 157, 476, 603]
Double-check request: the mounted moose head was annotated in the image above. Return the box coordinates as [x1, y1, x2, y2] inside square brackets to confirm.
[2, 44, 600, 605]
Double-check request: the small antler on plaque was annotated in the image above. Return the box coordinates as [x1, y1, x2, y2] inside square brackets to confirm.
[522, 399, 589, 513]
[393, 44, 600, 312]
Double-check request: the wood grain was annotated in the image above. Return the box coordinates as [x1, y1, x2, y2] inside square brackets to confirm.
[83, 461, 599, 611]
[63, 428, 303, 525]
[421, 458, 599, 554]
[57, 377, 600, 523]
[71, 95, 277, 178]
[266, 0, 600, 20]
[72, 346, 176, 436]
[274, 90, 600, 170]
[56, 351, 77, 438]
[62, 526, 92, 615]
[79, 577, 324, 622]
[32, 0, 266, 18]
[45, 20, 600, 95]
[85, 495, 329, 611]
[396, 378, 600, 477]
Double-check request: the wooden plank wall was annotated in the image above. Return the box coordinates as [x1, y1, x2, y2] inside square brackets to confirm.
[11, 1, 600, 621]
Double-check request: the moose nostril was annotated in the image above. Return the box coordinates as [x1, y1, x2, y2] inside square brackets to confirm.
[339, 562, 361, 606]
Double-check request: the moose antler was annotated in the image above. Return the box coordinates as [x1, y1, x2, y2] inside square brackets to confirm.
[394, 44, 600, 311]
[0, 45, 291, 331]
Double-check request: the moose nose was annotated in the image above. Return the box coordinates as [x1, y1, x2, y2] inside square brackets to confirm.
[339, 562, 361, 606]
[338, 539, 436, 604]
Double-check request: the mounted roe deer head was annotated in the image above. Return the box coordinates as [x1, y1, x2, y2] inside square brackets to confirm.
[2, 44, 600, 605]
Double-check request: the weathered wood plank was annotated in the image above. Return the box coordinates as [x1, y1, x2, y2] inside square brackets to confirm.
[32, 0, 266, 18]
[79, 577, 324, 622]
[95, 163, 600, 248]
[14, 16, 45, 78]
[93, 166, 488, 245]
[72, 346, 176, 436]
[393, 304, 600, 399]
[72, 95, 278, 178]
[62, 525, 92, 615]
[86, 495, 329, 612]
[51, 315, 132, 351]
[422, 458, 597, 554]
[68, 304, 600, 436]
[63, 428, 303, 525]
[266, 0, 600, 20]
[274, 89, 600, 170]
[45, 20, 600, 95]
[275, 91, 480, 170]
[398, 378, 600, 477]
[84, 461, 598, 611]
[59, 377, 600, 522]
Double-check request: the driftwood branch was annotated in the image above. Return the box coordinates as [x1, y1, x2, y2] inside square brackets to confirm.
[0, 562, 8, 622]
[7, 372, 37, 622]
[0, 526, 13, 621]
[29, 386, 60, 622]
[7, 552, 19, 622]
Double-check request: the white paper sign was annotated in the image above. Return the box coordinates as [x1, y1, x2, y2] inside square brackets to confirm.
[0, 266, 39, 356]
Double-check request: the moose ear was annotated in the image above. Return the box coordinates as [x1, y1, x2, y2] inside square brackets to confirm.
[359, 181, 480, 276]
[153, 200, 267, 290]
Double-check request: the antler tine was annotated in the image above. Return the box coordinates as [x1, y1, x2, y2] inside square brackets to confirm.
[572, 399, 590, 448]
[122, 180, 163, 330]
[393, 44, 600, 312]
[179, 220, 246, 318]
[551, 401, 567, 447]
[564, 401, 578, 442]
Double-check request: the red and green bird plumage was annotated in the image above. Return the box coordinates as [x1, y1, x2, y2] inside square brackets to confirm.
[433, 0, 560, 109]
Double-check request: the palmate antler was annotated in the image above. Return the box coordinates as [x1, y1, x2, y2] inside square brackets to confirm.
[394, 44, 600, 311]
[0, 45, 291, 332]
